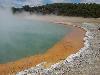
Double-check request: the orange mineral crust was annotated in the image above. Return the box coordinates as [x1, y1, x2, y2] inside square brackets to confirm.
[0, 25, 85, 75]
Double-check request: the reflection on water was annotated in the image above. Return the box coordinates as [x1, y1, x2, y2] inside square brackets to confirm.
[0, 9, 72, 63]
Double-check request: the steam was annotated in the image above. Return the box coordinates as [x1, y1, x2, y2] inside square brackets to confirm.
[0, 9, 16, 45]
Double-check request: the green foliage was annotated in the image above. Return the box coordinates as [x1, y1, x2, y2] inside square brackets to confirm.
[12, 3, 100, 18]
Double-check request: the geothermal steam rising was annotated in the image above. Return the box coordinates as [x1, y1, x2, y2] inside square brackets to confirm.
[0, 9, 16, 44]
[0, 9, 21, 45]
[0, 9, 71, 63]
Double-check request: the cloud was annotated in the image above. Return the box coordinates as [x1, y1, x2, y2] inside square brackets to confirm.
[22, 0, 43, 6]
[81, 0, 94, 3]
[81, 0, 100, 3]
[51, 0, 100, 3]
[13, 0, 43, 7]
[0, 0, 43, 7]
[0, 0, 100, 7]
[50, 0, 72, 3]
[51, 0, 65, 3]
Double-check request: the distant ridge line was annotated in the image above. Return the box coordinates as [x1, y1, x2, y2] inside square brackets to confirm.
[12, 3, 100, 18]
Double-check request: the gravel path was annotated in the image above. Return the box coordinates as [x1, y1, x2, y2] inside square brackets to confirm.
[16, 23, 100, 75]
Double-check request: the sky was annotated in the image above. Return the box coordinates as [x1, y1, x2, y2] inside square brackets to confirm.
[0, 0, 100, 7]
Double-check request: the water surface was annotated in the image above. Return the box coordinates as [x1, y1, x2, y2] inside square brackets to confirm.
[0, 9, 72, 63]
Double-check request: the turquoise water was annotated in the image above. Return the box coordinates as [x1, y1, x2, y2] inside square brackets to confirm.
[0, 10, 72, 63]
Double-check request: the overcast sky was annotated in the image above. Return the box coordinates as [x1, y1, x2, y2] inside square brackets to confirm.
[0, 0, 100, 7]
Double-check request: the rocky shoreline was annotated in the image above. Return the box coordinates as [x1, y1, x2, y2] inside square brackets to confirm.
[16, 23, 100, 75]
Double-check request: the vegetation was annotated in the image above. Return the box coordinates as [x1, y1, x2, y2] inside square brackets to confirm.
[12, 3, 100, 18]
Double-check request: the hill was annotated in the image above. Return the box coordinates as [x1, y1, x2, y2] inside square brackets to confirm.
[12, 3, 100, 18]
